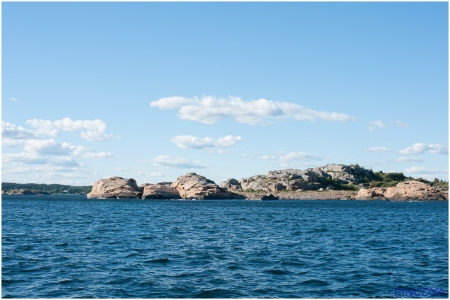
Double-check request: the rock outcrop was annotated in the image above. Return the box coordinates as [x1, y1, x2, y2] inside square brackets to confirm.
[171, 173, 233, 199]
[220, 178, 242, 191]
[355, 188, 386, 199]
[87, 176, 142, 199]
[141, 183, 180, 199]
[356, 181, 447, 201]
[84, 167, 447, 202]
[232, 164, 372, 193]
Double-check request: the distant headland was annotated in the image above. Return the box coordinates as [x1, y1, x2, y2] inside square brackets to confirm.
[3, 164, 448, 201]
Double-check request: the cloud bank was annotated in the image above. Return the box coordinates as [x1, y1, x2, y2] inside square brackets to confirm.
[2, 121, 38, 146]
[171, 135, 243, 153]
[153, 155, 207, 168]
[26, 117, 119, 141]
[403, 166, 447, 175]
[368, 120, 408, 132]
[364, 146, 391, 152]
[151, 96, 356, 125]
[245, 151, 322, 167]
[3, 139, 113, 172]
[398, 143, 448, 155]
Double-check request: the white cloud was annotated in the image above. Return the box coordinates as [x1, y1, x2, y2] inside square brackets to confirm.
[171, 135, 243, 153]
[215, 135, 243, 147]
[3, 153, 49, 164]
[10, 97, 18, 102]
[261, 155, 277, 160]
[206, 148, 229, 155]
[368, 121, 387, 132]
[137, 171, 163, 177]
[2, 136, 97, 182]
[393, 121, 408, 128]
[396, 157, 425, 163]
[278, 152, 322, 164]
[114, 167, 129, 172]
[137, 159, 152, 163]
[171, 136, 215, 149]
[368, 120, 408, 132]
[25, 119, 59, 137]
[23, 139, 73, 156]
[151, 96, 355, 125]
[254, 151, 322, 167]
[21, 139, 113, 158]
[399, 143, 448, 155]
[364, 146, 391, 152]
[2, 121, 37, 140]
[153, 155, 207, 168]
[3, 153, 81, 167]
[80, 131, 119, 142]
[83, 152, 114, 158]
[2, 138, 26, 147]
[2, 164, 88, 178]
[403, 166, 447, 175]
[26, 117, 119, 141]
[428, 144, 448, 155]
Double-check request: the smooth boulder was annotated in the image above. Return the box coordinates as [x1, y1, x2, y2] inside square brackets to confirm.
[220, 178, 242, 191]
[87, 176, 142, 199]
[172, 173, 232, 199]
[355, 181, 447, 200]
[141, 183, 180, 199]
[384, 181, 447, 200]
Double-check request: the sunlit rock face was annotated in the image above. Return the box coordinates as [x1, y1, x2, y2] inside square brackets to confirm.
[356, 181, 447, 201]
[141, 183, 180, 199]
[87, 176, 142, 199]
[171, 173, 232, 199]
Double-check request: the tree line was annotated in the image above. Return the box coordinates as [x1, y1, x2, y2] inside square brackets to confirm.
[2, 182, 92, 194]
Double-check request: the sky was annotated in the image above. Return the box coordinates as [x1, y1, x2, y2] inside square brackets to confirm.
[2, 2, 448, 186]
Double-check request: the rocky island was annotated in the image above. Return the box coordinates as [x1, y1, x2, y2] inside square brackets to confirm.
[85, 164, 448, 201]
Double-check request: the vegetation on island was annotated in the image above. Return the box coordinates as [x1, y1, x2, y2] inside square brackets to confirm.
[368, 171, 448, 190]
[2, 182, 92, 194]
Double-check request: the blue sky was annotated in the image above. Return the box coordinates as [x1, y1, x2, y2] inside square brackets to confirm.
[2, 2, 448, 186]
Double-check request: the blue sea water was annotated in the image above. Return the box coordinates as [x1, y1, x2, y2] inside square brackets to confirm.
[2, 195, 448, 298]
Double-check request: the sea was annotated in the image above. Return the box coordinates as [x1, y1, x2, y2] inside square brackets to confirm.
[2, 195, 448, 298]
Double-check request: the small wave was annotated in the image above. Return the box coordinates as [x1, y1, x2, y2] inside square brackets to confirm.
[194, 288, 231, 298]
[106, 277, 134, 285]
[281, 259, 306, 266]
[146, 258, 170, 263]
[265, 268, 290, 275]
[20, 265, 52, 273]
[126, 253, 138, 258]
[301, 279, 329, 286]
[19, 245, 33, 250]
[58, 279, 72, 284]
[2, 278, 25, 285]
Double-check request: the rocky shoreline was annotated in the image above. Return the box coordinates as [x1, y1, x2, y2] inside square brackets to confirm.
[2, 189, 50, 195]
[3, 164, 446, 201]
[84, 164, 448, 201]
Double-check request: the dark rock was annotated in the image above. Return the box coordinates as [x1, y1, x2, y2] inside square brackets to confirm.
[261, 194, 279, 200]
